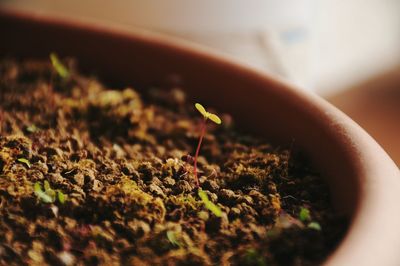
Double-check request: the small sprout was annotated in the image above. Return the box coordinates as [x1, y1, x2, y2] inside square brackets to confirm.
[195, 103, 221, 124]
[34, 182, 54, 203]
[26, 124, 39, 133]
[299, 207, 321, 230]
[198, 189, 222, 217]
[44, 180, 51, 191]
[299, 207, 311, 222]
[192, 103, 222, 187]
[17, 158, 31, 168]
[308, 222, 322, 231]
[50, 52, 70, 79]
[57, 190, 66, 204]
[33, 181, 66, 204]
[44, 180, 56, 201]
[166, 230, 182, 248]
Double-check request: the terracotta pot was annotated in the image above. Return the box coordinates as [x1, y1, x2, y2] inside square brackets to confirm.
[1, 8, 400, 266]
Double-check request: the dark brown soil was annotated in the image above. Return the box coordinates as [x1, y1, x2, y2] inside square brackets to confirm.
[0, 57, 347, 266]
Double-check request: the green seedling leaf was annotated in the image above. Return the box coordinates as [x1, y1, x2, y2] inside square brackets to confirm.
[166, 231, 182, 248]
[299, 207, 311, 222]
[34, 182, 54, 203]
[198, 189, 222, 217]
[194, 103, 222, 125]
[46, 189, 56, 202]
[308, 222, 322, 231]
[44, 180, 51, 191]
[34, 182, 41, 193]
[43, 180, 57, 202]
[57, 190, 66, 204]
[195, 103, 207, 117]
[208, 113, 222, 124]
[50, 52, 70, 79]
[17, 158, 31, 168]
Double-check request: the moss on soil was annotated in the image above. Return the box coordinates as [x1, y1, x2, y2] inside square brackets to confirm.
[0, 57, 347, 265]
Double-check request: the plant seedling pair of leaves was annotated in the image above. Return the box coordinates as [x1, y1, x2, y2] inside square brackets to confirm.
[299, 207, 321, 231]
[192, 103, 222, 187]
[34, 180, 66, 204]
[17, 158, 31, 168]
[195, 103, 222, 124]
[193, 103, 223, 216]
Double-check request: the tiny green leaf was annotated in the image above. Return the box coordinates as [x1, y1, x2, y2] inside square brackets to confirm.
[17, 158, 31, 168]
[57, 190, 66, 204]
[34, 182, 42, 193]
[194, 103, 222, 125]
[198, 189, 222, 217]
[308, 222, 322, 231]
[166, 230, 182, 248]
[34, 182, 54, 203]
[50, 52, 70, 79]
[44, 180, 51, 191]
[195, 103, 207, 117]
[299, 207, 311, 222]
[208, 113, 222, 124]
[46, 189, 56, 202]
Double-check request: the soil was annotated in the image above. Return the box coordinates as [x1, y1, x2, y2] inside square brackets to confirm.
[0, 57, 347, 266]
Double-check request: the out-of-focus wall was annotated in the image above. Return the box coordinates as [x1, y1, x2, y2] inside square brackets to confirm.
[1, 0, 399, 96]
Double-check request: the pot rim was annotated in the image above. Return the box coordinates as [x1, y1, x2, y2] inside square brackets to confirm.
[1, 7, 400, 266]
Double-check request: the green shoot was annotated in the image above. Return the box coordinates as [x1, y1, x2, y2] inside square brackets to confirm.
[195, 103, 221, 124]
[50, 52, 70, 79]
[198, 189, 222, 217]
[57, 190, 66, 204]
[299, 207, 321, 231]
[299, 207, 311, 222]
[193, 103, 222, 187]
[308, 222, 322, 231]
[44, 180, 51, 191]
[166, 230, 182, 248]
[34, 182, 54, 203]
[17, 158, 31, 168]
[33, 181, 66, 204]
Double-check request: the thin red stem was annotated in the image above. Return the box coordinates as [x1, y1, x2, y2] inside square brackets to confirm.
[193, 119, 207, 187]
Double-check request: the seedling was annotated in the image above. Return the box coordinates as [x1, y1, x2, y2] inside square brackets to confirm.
[193, 103, 221, 187]
[34, 180, 67, 204]
[198, 189, 222, 217]
[34, 182, 53, 203]
[17, 158, 31, 168]
[299, 207, 322, 231]
[58, 190, 66, 204]
[50, 52, 70, 79]
[299, 207, 311, 222]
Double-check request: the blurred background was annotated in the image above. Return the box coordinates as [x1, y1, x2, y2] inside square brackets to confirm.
[1, 0, 400, 164]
